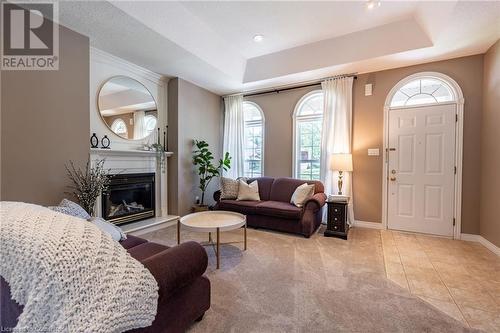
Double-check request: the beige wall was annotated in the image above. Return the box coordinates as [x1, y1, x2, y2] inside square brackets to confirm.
[1, 25, 90, 205]
[480, 40, 500, 247]
[246, 85, 319, 177]
[168, 78, 223, 216]
[247, 55, 484, 234]
[354, 55, 484, 234]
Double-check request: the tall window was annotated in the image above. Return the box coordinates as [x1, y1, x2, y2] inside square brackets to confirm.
[243, 102, 264, 177]
[144, 114, 157, 137]
[293, 91, 324, 180]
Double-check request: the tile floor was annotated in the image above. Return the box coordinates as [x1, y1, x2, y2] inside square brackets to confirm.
[381, 230, 500, 332]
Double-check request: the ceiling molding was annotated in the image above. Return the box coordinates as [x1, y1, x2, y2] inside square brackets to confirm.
[243, 19, 432, 83]
[54, 1, 499, 95]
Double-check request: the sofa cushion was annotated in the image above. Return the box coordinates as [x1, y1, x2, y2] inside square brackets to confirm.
[255, 201, 302, 219]
[89, 217, 127, 242]
[217, 200, 260, 215]
[269, 178, 324, 203]
[237, 180, 260, 201]
[290, 183, 315, 207]
[247, 177, 274, 201]
[128, 242, 170, 262]
[120, 235, 148, 250]
[220, 177, 240, 200]
[48, 199, 91, 220]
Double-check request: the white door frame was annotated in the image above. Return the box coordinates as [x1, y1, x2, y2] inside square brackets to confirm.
[381, 72, 465, 239]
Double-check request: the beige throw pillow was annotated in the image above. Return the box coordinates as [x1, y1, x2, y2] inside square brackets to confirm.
[290, 183, 315, 207]
[220, 177, 240, 200]
[237, 180, 260, 201]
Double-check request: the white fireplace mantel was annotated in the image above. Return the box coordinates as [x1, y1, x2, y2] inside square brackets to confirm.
[90, 148, 174, 157]
[89, 148, 178, 235]
[90, 48, 177, 234]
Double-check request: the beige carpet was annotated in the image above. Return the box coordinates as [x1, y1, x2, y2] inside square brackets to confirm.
[142, 225, 480, 332]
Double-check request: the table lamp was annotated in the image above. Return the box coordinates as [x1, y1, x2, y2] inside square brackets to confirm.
[329, 153, 353, 195]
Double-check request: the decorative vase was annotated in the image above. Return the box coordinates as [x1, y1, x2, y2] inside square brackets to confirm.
[101, 135, 110, 149]
[90, 133, 99, 148]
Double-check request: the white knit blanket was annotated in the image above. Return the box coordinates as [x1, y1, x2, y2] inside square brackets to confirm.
[0, 202, 159, 333]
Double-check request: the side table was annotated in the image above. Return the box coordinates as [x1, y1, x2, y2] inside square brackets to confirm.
[324, 195, 349, 240]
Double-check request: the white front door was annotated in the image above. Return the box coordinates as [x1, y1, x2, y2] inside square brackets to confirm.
[387, 104, 456, 236]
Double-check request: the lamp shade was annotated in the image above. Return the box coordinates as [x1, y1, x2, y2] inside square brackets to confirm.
[329, 153, 353, 172]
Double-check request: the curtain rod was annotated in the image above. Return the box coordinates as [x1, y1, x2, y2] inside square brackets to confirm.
[224, 73, 357, 98]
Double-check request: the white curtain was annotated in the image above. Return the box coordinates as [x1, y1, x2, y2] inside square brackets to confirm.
[223, 95, 245, 178]
[320, 77, 354, 224]
[133, 111, 146, 139]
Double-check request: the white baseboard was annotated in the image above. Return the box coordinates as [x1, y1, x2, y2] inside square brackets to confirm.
[352, 220, 384, 229]
[461, 233, 500, 256]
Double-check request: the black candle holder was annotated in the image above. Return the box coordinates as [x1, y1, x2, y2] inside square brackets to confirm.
[90, 133, 99, 148]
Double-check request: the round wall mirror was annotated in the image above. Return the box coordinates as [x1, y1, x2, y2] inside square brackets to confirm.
[98, 76, 157, 140]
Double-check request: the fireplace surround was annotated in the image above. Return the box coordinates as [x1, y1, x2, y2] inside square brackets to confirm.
[102, 173, 155, 225]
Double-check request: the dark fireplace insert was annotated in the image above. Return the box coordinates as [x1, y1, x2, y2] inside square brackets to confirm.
[102, 173, 155, 225]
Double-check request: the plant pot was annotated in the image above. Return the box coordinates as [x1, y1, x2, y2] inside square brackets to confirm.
[192, 204, 209, 213]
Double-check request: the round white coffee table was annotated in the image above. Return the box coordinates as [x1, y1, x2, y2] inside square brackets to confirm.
[177, 211, 247, 269]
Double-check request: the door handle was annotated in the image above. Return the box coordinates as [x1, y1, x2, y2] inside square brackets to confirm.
[390, 177, 396, 181]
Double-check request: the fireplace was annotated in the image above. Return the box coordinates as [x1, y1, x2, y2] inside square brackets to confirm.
[102, 173, 155, 225]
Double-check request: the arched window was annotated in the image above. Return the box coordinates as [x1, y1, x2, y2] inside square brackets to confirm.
[111, 118, 128, 138]
[243, 102, 264, 177]
[293, 91, 324, 180]
[390, 78, 454, 108]
[144, 114, 157, 137]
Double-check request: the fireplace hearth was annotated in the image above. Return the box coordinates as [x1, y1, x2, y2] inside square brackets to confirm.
[102, 173, 155, 225]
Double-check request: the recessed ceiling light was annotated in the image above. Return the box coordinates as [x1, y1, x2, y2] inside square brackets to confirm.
[253, 34, 264, 42]
[366, 0, 381, 9]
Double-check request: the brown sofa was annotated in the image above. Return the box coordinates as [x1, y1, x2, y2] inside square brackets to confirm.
[1, 235, 210, 333]
[214, 177, 326, 238]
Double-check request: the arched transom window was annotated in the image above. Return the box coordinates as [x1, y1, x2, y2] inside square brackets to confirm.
[111, 118, 128, 138]
[390, 78, 454, 108]
[293, 91, 324, 180]
[144, 114, 157, 137]
[243, 102, 264, 177]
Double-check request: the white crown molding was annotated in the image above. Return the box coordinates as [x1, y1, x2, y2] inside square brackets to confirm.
[91, 47, 165, 85]
[352, 220, 384, 230]
[461, 234, 500, 256]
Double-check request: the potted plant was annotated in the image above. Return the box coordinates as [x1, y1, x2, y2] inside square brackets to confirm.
[192, 140, 231, 211]
[150, 142, 166, 173]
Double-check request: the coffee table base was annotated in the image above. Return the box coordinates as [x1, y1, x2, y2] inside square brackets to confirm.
[177, 221, 247, 269]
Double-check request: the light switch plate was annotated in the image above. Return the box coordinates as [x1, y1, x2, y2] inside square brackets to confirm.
[365, 83, 373, 96]
[368, 148, 379, 156]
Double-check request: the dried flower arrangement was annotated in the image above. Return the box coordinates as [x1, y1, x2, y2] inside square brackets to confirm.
[65, 159, 112, 216]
